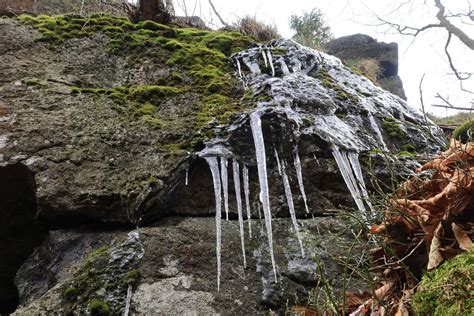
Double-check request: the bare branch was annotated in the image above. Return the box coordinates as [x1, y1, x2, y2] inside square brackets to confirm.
[208, 0, 230, 28]
[419, 74, 429, 124]
[444, 32, 472, 80]
[435, 0, 474, 50]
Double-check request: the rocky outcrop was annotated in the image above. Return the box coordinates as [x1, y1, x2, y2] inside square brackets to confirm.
[0, 164, 46, 315]
[14, 216, 367, 315]
[327, 34, 407, 100]
[0, 15, 444, 314]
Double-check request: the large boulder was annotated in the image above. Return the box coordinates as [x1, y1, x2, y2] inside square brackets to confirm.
[327, 33, 407, 99]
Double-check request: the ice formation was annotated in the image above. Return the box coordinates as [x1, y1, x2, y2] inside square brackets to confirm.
[294, 150, 310, 214]
[243, 165, 252, 238]
[123, 285, 132, 316]
[220, 157, 229, 221]
[281, 160, 305, 257]
[232, 160, 247, 268]
[250, 111, 278, 282]
[204, 156, 222, 291]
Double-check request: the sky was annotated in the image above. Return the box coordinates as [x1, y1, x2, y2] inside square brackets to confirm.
[173, 0, 474, 117]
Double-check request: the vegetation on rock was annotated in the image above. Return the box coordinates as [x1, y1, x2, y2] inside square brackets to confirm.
[412, 248, 474, 315]
[453, 119, 474, 143]
[19, 13, 254, 152]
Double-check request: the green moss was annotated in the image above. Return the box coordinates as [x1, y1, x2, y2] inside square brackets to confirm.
[87, 246, 108, 260]
[128, 85, 182, 103]
[313, 69, 358, 103]
[24, 78, 47, 86]
[124, 269, 141, 285]
[397, 151, 415, 158]
[139, 102, 157, 115]
[382, 117, 406, 141]
[453, 119, 474, 143]
[412, 249, 474, 315]
[64, 286, 78, 301]
[401, 144, 416, 153]
[88, 299, 111, 316]
[136, 20, 169, 32]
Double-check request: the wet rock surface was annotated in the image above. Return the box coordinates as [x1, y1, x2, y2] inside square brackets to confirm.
[0, 17, 445, 314]
[14, 216, 367, 315]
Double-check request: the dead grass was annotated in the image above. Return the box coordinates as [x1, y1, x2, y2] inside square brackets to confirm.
[234, 15, 280, 42]
[346, 58, 382, 82]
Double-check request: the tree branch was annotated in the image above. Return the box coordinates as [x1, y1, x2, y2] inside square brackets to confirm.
[208, 0, 230, 28]
[435, 0, 474, 50]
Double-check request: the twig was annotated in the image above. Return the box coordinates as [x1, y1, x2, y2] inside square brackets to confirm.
[208, 0, 230, 28]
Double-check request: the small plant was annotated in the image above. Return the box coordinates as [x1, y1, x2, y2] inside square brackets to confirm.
[345, 58, 381, 82]
[64, 286, 78, 301]
[124, 269, 141, 285]
[88, 299, 111, 316]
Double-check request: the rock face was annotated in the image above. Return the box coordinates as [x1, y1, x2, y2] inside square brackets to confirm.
[0, 15, 445, 314]
[327, 33, 407, 100]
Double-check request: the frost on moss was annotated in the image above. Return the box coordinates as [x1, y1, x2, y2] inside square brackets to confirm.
[412, 249, 474, 316]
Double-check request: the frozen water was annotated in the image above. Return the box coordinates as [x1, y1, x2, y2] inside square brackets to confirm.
[281, 160, 305, 257]
[204, 156, 222, 291]
[368, 114, 388, 151]
[243, 165, 252, 238]
[274, 149, 282, 176]
[294, 150, 310, 214]
[220, 157, 229, 221]
[250, 111, 277, 282]
[123, 285, 132, 316]
[348, 152, 377, 221]
[232, 160, 247, 268]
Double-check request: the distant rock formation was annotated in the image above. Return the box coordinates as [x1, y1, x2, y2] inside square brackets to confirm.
[327, 33, 407, 100]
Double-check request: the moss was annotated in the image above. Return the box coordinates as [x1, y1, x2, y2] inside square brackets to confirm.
[397, 151, 415, 158]
[124, 269, 141, 285]
[412, 249, 474, 315]
[313, 69, 358, 103]
[24, 78, 47, 86]
[136, 20, 170, 32]
[64, 286, 78, 301]
[88, 299, 111, 316]
[382, 117, 406, 141]
[453, 119, 474, 143]
[128, 85, 182, 103]
[139, 102, 157, 115]
[87, 246, 108, 260]
[401, 144, 416, 153]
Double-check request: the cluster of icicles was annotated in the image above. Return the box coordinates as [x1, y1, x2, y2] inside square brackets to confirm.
[200, 112, 376, 290]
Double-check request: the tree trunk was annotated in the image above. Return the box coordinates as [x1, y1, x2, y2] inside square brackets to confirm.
[138, 0, 174, 24]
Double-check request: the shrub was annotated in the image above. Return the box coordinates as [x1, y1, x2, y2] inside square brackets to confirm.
[88, 299, 111, 316]
[235, 15, 280, 42]
[453, 119, 474, 143]
[289, 8, 333, 50]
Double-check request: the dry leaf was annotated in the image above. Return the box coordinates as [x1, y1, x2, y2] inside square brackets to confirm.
[427, 223, 444, 270]
[452, 223, 473, 250]
[374, 281, 395, 300]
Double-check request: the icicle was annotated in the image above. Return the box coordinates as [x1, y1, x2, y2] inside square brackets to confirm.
[232, 160, 247, 268]
[331, 146, 367, 216]
[185, 167, 189, 186]
[348, 152, 376, 220]
[243, 165, 252, 238]
[204, 156, 222, 291]
[294, 150, 310, 214]
[249, 111, 277, 282]
[257, 200, 262, 219]
[123, 284, 133, 316]
[368, 115, 388, 151]
[236, 59, 242, 77]
[220, 157, 229, 221]
[261, 48, 268, 68]
[281, 160, 305, 257]
[274, 149, 282, 176]
[266, 50, 275, 77]
[280, 59, 291, 75]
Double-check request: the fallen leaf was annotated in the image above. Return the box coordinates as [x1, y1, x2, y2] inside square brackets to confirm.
[427, 223, 444, 270]
[452, 223, 473, 250]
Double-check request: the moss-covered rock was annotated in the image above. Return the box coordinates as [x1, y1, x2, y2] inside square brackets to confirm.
[412, 249, 474, 315]
[453, 119, 474, 143]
